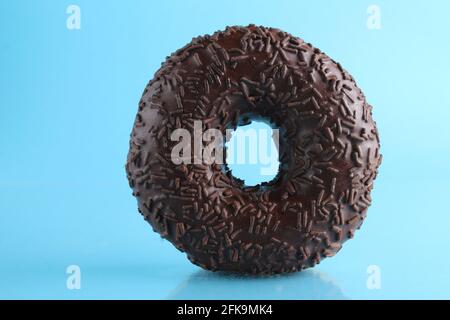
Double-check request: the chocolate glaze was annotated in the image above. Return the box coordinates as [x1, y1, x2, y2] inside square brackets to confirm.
[126, 25, 382, 274]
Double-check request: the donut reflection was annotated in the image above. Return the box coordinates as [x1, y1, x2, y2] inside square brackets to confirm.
[168, 269, 347, 300]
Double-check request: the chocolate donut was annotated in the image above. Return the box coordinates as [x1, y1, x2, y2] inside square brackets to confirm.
[126, 25, 381, 274]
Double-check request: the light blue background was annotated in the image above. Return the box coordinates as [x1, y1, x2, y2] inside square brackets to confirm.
[226, 121, 280, 186]
[1, 0, 450, 299]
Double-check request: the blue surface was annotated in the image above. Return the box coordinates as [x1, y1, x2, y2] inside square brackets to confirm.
[1, 0, 450, 299]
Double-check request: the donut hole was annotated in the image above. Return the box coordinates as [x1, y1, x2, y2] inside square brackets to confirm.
[224, 119, 280, 187]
